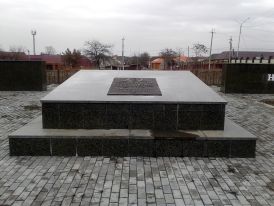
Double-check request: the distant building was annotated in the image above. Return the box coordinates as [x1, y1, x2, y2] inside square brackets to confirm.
[101, 56, 123, 70]
[151, 55, 191, 70]
[151, 58, 164, 70]
[0, 52, 94, 69]
[29, 55, 63, 70]
[0, 51, 26, 61]
[29, 54, 94, 70]
[211, 51, 274, 63]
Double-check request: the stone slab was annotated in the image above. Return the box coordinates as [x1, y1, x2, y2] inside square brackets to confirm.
[41, 70, 227, 103]
[9, 116, 256, 157]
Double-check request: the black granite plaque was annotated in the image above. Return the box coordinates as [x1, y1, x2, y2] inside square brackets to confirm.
[107, 78, 162, 96]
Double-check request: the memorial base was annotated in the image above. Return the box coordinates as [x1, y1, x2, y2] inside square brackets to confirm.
[9, 116, 257, 158]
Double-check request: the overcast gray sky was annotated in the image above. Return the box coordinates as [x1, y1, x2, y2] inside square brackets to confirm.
[1, 0, 274, 56]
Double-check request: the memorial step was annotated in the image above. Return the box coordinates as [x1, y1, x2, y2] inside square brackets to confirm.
[9, 116, 257, 157]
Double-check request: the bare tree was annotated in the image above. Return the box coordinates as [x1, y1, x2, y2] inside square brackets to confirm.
[44, 46, 56, 55]
[83, 40, 112, 68]
[8, 46, 26, 60]
[128, 52, 150, 68]
[139, 52, 150, 68]
[62, 48, 82, 68]
[192, 43, 208, 57]
[159, 48, 177, 69]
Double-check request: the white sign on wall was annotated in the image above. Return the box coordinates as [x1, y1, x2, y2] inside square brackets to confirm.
[268, 74, 274, 81]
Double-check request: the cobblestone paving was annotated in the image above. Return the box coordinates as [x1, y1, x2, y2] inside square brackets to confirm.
[0, 85, 273, 206]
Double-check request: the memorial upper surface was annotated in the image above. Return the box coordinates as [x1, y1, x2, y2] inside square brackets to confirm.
[41, 70, 227, 104]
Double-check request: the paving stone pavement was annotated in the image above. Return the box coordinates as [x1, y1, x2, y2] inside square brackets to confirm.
[0, 85, 274, 206]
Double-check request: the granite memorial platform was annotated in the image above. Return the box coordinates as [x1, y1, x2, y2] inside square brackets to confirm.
[41, 70, 226, 130]
[9, 70, 257, 157]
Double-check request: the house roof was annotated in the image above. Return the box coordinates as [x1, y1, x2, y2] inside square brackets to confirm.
[151, 58, 164, 64]
[152, 56, 191, 64]
[29, 55, 63, 64]
[101, 57, 122, 67]
[79, 56, 93, 67]
[174, 55, 192, 62]
[29, 55, 93, 67]
[211, 51, 274, 60]
[0, 51, 26, 60]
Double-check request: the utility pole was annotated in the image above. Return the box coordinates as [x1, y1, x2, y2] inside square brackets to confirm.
[122, 37, 125, 70]
[208, 28, 215, 70]
[137, 53, 139, 70]
[177, 48, 183, 69]
[31, 30, 37, 55]
[187, 46, 190, 69]
[229, 37, 233, 63]
[237, 17, 249, 58]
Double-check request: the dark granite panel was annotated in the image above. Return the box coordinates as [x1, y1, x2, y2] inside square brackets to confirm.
[182, 140, 205, 157]
[154, 111, 177, 130]
[107, 104, 131, 112]
[164, 104, 177, 111]
[200, 110, 225, 130]
[85, 103, 107, 111]
[0, 61, 46, 91]
[179, 104, 204, 111]
[9, 138, 50, 156]
[222, 64, 274, 94]
[102, 139, 129, 156]
[230, 140, 256, 158]
[131, 111, 153, 129]
[155, 139, 183, 156]
[203, 104, 225, 112]
[42, 103, 60, 129]
[83, 104, 107, 129]
[105, 104, 130, 129]
[59, 104, 84, 129]
[128, 139, 155, 156]
[178, 111, 202, 130]
[77, 138, 102, 156]
[151, 104, 165, 112]
[51, 138, 76, 156]
[42, 102, 225, 130]
[131, 104, 164, 129]
[206, 140, 230, 157]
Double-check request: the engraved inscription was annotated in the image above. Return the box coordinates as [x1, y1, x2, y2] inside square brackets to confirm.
[107, 78, 162, 96]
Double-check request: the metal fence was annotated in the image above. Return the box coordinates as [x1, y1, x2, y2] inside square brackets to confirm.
[46, 68, 222, 86]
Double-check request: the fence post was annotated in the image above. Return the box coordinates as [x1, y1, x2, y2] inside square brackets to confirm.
[57, 69, 60, 84]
